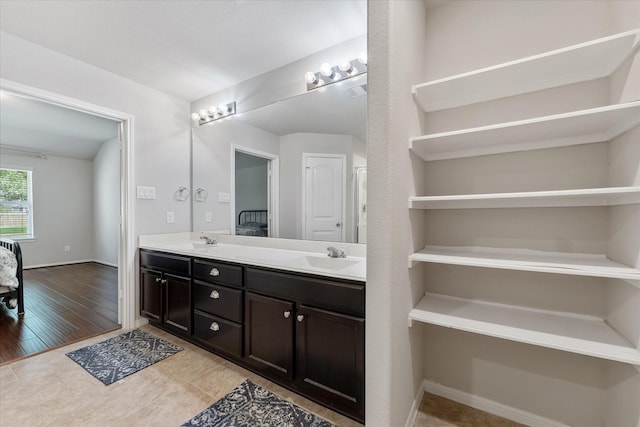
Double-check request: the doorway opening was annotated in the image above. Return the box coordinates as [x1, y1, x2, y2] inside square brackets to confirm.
[230, 145, 279, 238]
[0, 79, 136, 361]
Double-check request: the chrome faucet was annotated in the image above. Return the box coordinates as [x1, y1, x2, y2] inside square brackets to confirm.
[327, 246, 347, 258]
[200, 235, 218, 245]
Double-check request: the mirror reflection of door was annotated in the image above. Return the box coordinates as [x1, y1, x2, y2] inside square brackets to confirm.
[302, 153, 346, 242]
[235, 151, 270, 237]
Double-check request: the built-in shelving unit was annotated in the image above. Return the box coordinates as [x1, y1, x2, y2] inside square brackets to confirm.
[409, 187, 640, 209]
[410, 101, 640, 161]
[412, 29, 640, 112]
[408, 293, 640, 365]
[409, 27, 640, 374]
[408, 246, 640, 282]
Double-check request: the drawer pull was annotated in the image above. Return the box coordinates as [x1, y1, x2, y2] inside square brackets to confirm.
[209, 290, 220, 299]
[209, 268, 220, 277]
[297, 314, 304, 323]
[209, 322, 220, 332]
[283, 310, 291, 319]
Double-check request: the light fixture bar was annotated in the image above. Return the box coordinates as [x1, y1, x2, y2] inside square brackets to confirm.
[305, 55, 367, 91]
[191, 101, 236, 126]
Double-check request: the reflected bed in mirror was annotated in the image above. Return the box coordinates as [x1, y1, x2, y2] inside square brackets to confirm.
[192, 78, 367, 243]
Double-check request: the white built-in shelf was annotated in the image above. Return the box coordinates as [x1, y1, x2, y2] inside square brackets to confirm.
[409, 187, 640, 209]
[408, 293, 640, 365]
[410, 101, 640, 161]
[408, 246, 640, 282]
[412, 29, 640, 112]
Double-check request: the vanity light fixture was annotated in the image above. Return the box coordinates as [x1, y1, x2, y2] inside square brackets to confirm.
[304, 55, 367, 91]
[191, 101, 236, 126]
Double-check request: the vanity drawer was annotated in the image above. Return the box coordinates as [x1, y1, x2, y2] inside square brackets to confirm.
[246, 267, 365, 317]
[193, 259, 243, 288]
[193, 280, 243, 323]
[140, 250, 190, 277]
[193, 310, 242, 357]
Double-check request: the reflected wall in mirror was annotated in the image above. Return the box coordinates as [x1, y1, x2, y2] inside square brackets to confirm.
[192, 78, 366, 243]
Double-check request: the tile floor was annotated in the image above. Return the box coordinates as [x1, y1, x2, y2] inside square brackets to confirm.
[0, 325, 361, 427]
[0, 324, 524, 427]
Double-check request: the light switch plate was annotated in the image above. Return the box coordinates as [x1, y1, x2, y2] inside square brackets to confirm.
[137, 186, 156, 199]
[218, 192, 230, 203]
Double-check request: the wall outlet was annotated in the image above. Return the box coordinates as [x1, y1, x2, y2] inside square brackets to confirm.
[64, 245, 71, 252]
[205, 211, 212, 222]
[166, 211, 175, 224]
[137, 186, 156, 199]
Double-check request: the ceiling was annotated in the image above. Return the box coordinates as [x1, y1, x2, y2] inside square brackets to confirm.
[0, 0, 366, 160]
[0, 92, 119, 160]
[0, 0, 367, 102]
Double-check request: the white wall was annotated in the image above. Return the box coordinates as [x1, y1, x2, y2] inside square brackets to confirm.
[235, 151, 268, 225]
[1, 154, 95, 267]
[93, 136, 119, 266]
[367, 1, 427, 426]
[192, 119, 279, 233]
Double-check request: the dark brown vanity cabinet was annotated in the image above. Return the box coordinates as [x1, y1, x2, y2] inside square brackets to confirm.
[140, 250, 191, 336]
[139, 249, 365, 423]
[245, 267, 365, 422]
[245, 292, 295, 380]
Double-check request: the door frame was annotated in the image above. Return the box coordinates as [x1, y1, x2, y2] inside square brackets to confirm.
[0, 78, 136, 330]
[301, 153, 347, 242]
[230, 144, 279, 238]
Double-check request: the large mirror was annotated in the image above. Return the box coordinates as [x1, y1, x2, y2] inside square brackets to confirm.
[192, 76, 367, 243]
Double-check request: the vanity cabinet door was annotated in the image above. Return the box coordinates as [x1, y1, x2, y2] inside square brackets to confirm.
[164, 273, 191, 335]
[245, 292, 294, 380]
[295, 305, 365, 421]
[140, 268, 162, 322]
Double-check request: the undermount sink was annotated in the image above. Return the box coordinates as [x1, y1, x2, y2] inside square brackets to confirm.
[300, 255, 360, 270]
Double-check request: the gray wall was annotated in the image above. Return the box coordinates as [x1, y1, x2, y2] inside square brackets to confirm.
[2, 153, 95, 267]
[93, 136, 119, 266]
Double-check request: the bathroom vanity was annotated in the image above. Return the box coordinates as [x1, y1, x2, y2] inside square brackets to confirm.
[139, 234, 366, 423]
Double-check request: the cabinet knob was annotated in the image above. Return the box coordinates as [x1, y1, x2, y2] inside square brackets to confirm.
[161, 279, 167, 284]
[297, 314, 304, 323]
[155, 277, 161, 283]
[209, 268, 220, 277]
[209, 290, 220, 299]
[283, 310, 291, 318]
[209, 322, 220, 332]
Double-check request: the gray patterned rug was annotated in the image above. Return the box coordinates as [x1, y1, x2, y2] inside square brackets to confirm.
[66, 328, 182, 385]
[182, 379, 335, 427]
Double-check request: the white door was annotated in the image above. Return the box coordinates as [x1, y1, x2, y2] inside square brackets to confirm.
[303, 154, 345, 242]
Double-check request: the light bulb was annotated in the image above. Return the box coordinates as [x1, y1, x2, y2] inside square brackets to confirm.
[191, 113, 200, 121]
[217, 104, 229, 115]
[358, 52, 367, 65]
[338, 61, 353, 72]
[304, 71, 318, 85]
[319, 63, 334, 77]
[198, 109, 208, 119]
[208, 106, 217, 115]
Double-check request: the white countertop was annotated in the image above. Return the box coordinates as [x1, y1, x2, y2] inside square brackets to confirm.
[139, 233, 366, 282]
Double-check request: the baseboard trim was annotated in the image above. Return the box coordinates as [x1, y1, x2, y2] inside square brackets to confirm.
[92, 260, 118, 268]
[422, 380, 569, 427]
[404, 381, 427, 427]
[24, 259, 95, 269]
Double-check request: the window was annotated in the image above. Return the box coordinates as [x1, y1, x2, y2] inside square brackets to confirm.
[0, 166, 34, 239]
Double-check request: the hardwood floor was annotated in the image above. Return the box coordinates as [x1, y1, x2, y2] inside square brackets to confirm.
[0, 262, 120, 364]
